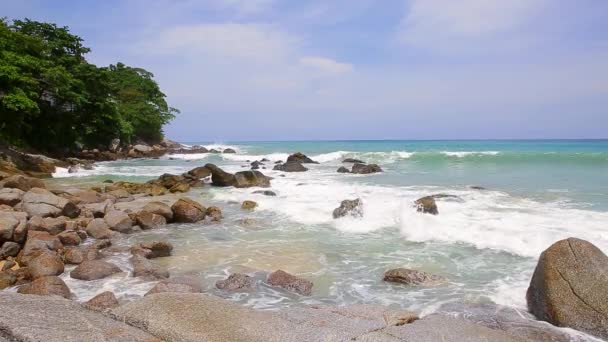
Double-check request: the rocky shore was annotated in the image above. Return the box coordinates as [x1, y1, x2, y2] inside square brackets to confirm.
[0, 149, 606, 341]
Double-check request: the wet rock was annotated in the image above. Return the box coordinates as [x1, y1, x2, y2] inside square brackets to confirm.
[17, 276, 71, 299]
[0, 270, 17, 289]
[0, 188, 24, 206]
[131, 241, 173, 259]
[241, 200, 258, 210]
[131, 255, 169, 280]
[171, 198, 206, 223]
[70, 260, 122, 280]
[414, 196, 438, 215]
[169, 182, 190, 193]
[85, 291, 119, 311]
[351, 163, 382, 174]
[22, 188, 80, 218]
[57, 230, 81, 246]
[107, 189, 133, 202]
[63, 247, 99, 265]
[205, 206, 222, 221]
[252, 190, 277, 196]
[145, 276, 203, 296]
[1, 175, 45, 191]
[383, 268, 446, 286]
[287, 152, 318, 164]
[273, 161, 308, 172]
[250, 161, 262, 170]
[216, 273, 255, 291]
[85, 218, 114, 239]
[343, 158, 364, 164]
[267, 270, 313, 295]
[0, 241, 21, 258]
[136, 210, 167, 230]
[337, 166, 350, 173]
[92, 239, 112, 250]
[223, 148, 236, 153]
[333, 198, 363, 219]
[26, 216, 67, 235]
[470, 185, 486, 190]
[143, 201, 174, 222]
[204, 163, 236, 186]
[104, 210, 133, 233]
[233, 170, 271, 188]
[187, 166, 211, 179]
[28, 252, 64, 279]
[527, 238, 608, 340]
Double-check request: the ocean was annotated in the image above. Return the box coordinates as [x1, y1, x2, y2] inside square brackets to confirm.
[51, 140, 608, 315]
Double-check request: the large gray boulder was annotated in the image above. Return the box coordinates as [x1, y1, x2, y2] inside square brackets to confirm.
[0, 293, 157, 341]
[233, 170, 271, 188]
[142, 201, 174, 221]
[28, 252, 64, 279]
[527, 238, 608, 340]
[70, 260, 122, 280]
[0, 175, 45, 191]
[0, 188, 24, 206]
[16, 276, 71, 299]
[204, 163, 235, 186]
[85, 218, 114, 239]
[21, 188, 80, 218]
[104, 210, 133, 233]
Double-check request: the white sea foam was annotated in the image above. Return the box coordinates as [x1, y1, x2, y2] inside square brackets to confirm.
[440, 151, 500, 157]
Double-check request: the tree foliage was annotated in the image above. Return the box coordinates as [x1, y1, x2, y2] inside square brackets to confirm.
[0, 18, 178, 151]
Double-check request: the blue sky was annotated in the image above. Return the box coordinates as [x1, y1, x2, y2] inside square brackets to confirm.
[2, 0, 608, 141]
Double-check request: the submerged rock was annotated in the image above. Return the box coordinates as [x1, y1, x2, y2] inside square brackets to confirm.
[351, 163, 382, 174]
[131, 255, 169, 280]
[383, 268, 446, 286]
[273, 161, 308, 172]
[343, 158, 364, 164]
[336, 166, 350, 173]
[216, 273, 255, 291]
[85, 291, 119, 311]
[145, 276, 203, 296]
[241, 200, 258, 210]
[527, 238, 608, 340]
[205, 206, 222, 221]
[415, 196, 438, 215]
[267, 270, 313, 295]
[252, 190, 277, 196]
[332, 199, 363, 219]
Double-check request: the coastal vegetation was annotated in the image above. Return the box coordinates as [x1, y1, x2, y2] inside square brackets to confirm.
[0, 18, 178, 152]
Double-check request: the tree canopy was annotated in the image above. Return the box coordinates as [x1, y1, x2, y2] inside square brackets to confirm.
[0, 18, 178, 151]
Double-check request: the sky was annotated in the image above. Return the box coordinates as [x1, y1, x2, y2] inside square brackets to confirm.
[2, 0, 608, 141]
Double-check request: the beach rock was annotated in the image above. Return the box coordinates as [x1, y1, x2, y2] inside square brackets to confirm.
[0, 271, 17, 289]
[0, 212, 24, 241]
[0, 188, 24, 206]
[131, 241, 173, 259]
[17, 276, 71, 299]
[233, 170, 271, 188]
[267, 270, 313, 295]
[85, 218, 114, 239]
[133, 144, 152, 153]
[333, 198, 363, 219]
[205, 206, 222, 221]
[57, 230, 81, 245]
[143, 201, 174, 222]
[337, 166, 351, 173]
[204, 163, 236, 186]
[131, 255, 169, 280]
[252, 190, 277, 196]
[22, 188, 80, 218]
[273, 161, 308, 172]
[71, 260, 122, 281]
[82, 199, 113, 218]
[136, 210, 166, 229]
[92, 239, 112, 250]
[250, 161, 262, 170]
[1, 175, 45, 191]
[28, 252, 64, 279]
[19, 231, 63, 266]
[171, 198, 206, 223]
[187, 166, 211, 179]
[156, 173, 186, 189]
[0, 241, 21, 258]
[85, 291, 119, 311]
[414, 196, 438, 215]
[343, 158, 364, 163]
[527, 238, 608, 340]
[169, 182, 190, 193]
[216, 273, 255, 291]
[223, 148, 236, 153]
[0, 292, 158, 341]
[145, 276, 203, 296]
[287, 152, 318, 164]
[26, 216, 67, 235]
[104, 210, 133, 233]
[351, 163, 382, 174]
[107, 189, 133, 202]
[383, 268, 446, 286]
[241, 200, 258, 210]
[63, 247, 99, 265]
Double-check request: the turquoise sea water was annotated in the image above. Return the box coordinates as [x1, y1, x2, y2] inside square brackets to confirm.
[50, 139, 608, 333]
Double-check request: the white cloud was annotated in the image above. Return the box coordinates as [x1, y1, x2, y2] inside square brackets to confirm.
[299, 56, 353, 73]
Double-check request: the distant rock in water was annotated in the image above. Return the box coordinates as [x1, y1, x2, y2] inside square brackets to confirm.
[343, 158, 364, 164]
[233, 170, 271, 188]
[286, 152, 318, 164]
[415, 196, 438, 215]
[527, 238, 608, 340]
[273, 161, 308, 172]
[267, 269, 313, 295]
[223, 148, 236, 153]
[252, 190, 277, 196]
[470, 186, 487, 190]
[336, 166, 350, 173]
[351, 163, 382, 174]
[216, 273, 255, 291]
[333, 198, 363, 219]
[383, 268, 446, 286]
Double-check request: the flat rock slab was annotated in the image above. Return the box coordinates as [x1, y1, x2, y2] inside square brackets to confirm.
[0, 293, 158, 342]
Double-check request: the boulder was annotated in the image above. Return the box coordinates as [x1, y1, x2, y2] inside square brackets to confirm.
[351, 163, 382, 174]
[250, 161, 262, 170]
[70, 260, 122, 280]
[133, 144, 152, 153]
[0, 270, 17, 289]
[415, 196, 438, 215]
[337, 166, 350, 173]
[143, 201, 173, 222]
[223, 148, 236, 153]
[131, 255, 169, 280]
[131, 241, 173, 259]
[28, 252, 64, 279]
[0, 188, 24, 206]
[383, 268, 446, 286]
[205, 206, 222, 221]
[57, 230, 81, 246]
[109, 138, 121, 152]
[1, 175, 45, 191]
[82, 199, 113, 218]
[17, 276, 71, 299]
[252, 190, 277, 196]
[527, 238, 608, 340]
[273, 161, 308, 172]
[187, 166, 211, 179]
[0, 241, 21, 258]
[106, 189, 133, 202]
[156, 173, 186, 189]
[85, 291, 119, 311]
[104, 210, 133, 233]
[287, 152, 318, 164]
[19, 231, 63, 266]
[26, 216, 67, 235]
[63, 247, 99, 265]
[136, 210, 166, 230]
[241, 200, 258, 210]
[204, 163, 236, 186]
[343, 158, 364, 163]
[171, 198, 206, 223]
[333, 199, 363, 219]
[216, 273, 255, 291]
[0, 211, 27, 242]
[267, 270, 313, 295]
[145, 276, 203, 296]
[233, 170, 271, 188]
[169, 182, 190, 193]
[85, 218, 114, 239]
[21, 188, 80, 218]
